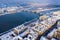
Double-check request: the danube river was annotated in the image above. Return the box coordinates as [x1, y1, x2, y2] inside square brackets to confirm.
[0, 11, 39, 33]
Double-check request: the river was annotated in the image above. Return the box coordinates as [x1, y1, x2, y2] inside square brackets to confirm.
[0, 11, 39, 33]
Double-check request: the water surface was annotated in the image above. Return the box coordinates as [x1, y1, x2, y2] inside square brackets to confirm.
[0, 11, 39, 33]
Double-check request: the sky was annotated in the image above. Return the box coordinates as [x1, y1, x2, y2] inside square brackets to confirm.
[0, 0, 60, 7]
[0, 0, 60, 5]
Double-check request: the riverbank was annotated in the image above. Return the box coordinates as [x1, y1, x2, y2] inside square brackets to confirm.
[0, 7, 60, 16]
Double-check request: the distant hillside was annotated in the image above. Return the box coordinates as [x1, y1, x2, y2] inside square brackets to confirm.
[45, 5, 60, 8]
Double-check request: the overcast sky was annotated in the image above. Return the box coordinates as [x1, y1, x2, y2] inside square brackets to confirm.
[0, 0, 60, 5]
[10, 0, 60, 5]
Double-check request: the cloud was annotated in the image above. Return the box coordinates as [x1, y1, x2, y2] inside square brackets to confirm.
[0, 0, 60, 7]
